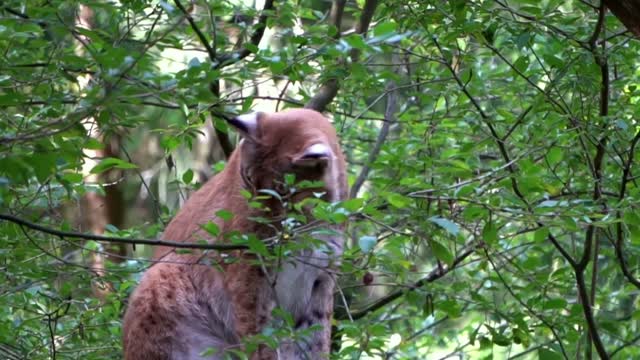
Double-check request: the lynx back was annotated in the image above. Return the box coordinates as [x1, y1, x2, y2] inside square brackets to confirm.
[122, 109, 347, 360]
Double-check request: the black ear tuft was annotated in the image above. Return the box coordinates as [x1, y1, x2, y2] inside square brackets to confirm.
[227, 117, 251, 133]
[226, 112, 260, 138]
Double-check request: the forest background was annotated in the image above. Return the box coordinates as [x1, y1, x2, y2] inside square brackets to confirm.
[1, 0, 640, 359]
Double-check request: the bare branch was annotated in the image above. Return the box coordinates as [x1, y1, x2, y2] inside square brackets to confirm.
[0, 214, 247, 251]
[336, 244, 479, 320]
[580, 5, 610, 357]
[350, 81, 396, 198]
[304, 78, 340, 113]
[305, 0, 379, 112]
[350, 0, 379, 62]
[589, 2, 607, 49]
[304, 0, 347, 112]
[329, 0, 347, 37]
[432, 37, 529, 204]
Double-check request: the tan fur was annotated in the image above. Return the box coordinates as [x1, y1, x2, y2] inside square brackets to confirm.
[123, 109, 347, 360]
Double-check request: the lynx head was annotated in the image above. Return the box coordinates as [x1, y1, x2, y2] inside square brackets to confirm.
[227, 109, 347, 205]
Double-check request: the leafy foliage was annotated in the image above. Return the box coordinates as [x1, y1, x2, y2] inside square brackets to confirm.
[1, 0, 640, 359]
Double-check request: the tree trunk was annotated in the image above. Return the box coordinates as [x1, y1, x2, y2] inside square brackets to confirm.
[604, 0, 640, 37]
[75, 4, 126, 297]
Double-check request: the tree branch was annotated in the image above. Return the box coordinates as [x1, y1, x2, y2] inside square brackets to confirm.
[485, 249, 569, 359]
[215, 0, 275, 69]
[602, 0, 640, 37]
[580, 5, 610, 358]
[432, 37, 529, 204]
[174, 0, 275, 158]
[304, 0, 347, 112]
[589, 2, 607, 49]
[0, 214, 247, 251]
[173, 0, 216, 61]
[428, 34, 585, 272]
[1, 5, 48, 29]
[576, 270, 609, 359]
[336, 244, 478, 320]
[350, 0, 379, 62]
[2, 6, 29, 19]
[350, 81, 396, 198]
[615, 131, 640, 290]
[305, 0, 379, 112]
[610, 332, 640, 358]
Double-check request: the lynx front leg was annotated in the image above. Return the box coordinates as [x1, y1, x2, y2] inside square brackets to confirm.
[273, 268, 335, 360]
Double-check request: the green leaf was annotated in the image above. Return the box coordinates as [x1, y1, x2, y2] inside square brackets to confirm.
[247, 235, 269, 256]
[104, 224, 119, 233]
[543, 54, 563, 68]
[547, 147, 563, 166]
[182, 169, 194, 184]
[200, 221, 220, 237]
[373, 22, 397, 37]
[284, 173, 296, 185]
[543, 298, 567, 310]
[534, 227, 549, 243]
[240, 189, 252, 200]
[387, 193, 412, 208]
[30, 153, 56, 182]
[90, 157, 138, 174]
[429, 239, 454, 266]
[539, 348, 564, 360]
[368, 323, 387, 336]
[341, 198, 364, 212]
[358, 235, 377, 252]
[84, 138, 105, 150]
[61, 173, 83, 183]
[216, 210, 233, 222]
[482, 222, 498, 245]
[513, 56, 529, 73]
[623, 211, 640, 225]
[429, 217, 459, 236]
[344, 34, 368, 50]
[629, 225, 640, 245]
[438, 299, 462, 318]
[213, 161, 226, 173]
[485, 324, 511, 347]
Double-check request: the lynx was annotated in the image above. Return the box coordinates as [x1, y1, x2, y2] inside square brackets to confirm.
[122, 109, 348, 359]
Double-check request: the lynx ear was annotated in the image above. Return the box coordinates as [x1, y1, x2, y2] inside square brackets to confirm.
[227, 112, 261, 140]
[293, 143, 332, 167]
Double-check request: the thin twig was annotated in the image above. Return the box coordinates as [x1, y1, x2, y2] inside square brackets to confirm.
[484, 249, 569, 359]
